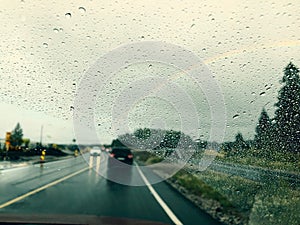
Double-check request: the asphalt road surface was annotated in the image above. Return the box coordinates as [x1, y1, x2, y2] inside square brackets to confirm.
[0, 153, 221, 225]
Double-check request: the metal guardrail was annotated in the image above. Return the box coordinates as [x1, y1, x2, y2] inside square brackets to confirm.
[205, 161, 300, 184]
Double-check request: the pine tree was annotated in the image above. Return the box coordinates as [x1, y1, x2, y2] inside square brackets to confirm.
[254, 108, 273, 157]
[273, 62, 300, 153]
[10, 123, 24, 148]
[134, 128, 151, 139]
[233, 132, 248, 154]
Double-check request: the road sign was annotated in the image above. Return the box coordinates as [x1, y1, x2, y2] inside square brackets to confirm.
[40, 150, 46, 163]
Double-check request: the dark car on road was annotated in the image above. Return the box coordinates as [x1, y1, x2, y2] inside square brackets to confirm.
[108, 148, 134, 165]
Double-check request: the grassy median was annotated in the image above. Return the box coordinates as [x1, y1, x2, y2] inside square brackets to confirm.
[171, 170, 234, 210]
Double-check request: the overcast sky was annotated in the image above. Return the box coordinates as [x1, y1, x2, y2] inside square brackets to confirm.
[0, 0, 299, 144]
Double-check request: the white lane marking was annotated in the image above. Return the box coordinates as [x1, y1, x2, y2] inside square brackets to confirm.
[89, 156, 93, 168]
[95, 156, 101, 172]
[135, 163, 183, 225]
[0, 167, 89, 209]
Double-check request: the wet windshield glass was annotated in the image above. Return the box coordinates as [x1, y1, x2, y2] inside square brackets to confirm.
[0, 1, 299, 225]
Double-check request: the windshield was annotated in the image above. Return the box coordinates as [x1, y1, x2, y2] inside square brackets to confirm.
[0, 1, 299, 225]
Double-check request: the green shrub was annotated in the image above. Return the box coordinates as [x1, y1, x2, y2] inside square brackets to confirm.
[172, 170, 234, 211]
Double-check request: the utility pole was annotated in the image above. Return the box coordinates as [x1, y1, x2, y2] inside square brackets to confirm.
[40, 125, 43, 146]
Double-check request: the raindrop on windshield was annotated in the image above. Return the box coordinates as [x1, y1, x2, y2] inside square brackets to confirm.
[78, 7, 86, 13]
[65, 13, 72, 19]
[233, 114, 239, 119]
[260, 91, 266, 96]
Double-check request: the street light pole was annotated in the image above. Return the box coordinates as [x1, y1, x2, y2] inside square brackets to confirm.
[40, 125, 43, 146]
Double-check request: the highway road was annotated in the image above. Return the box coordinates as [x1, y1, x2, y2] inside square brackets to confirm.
[0, 153, 221, 225]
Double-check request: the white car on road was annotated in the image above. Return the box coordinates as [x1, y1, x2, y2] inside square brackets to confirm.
[90, 147, 101, 157]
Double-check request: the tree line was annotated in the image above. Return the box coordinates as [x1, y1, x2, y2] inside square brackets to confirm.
[115, 128, 207, 153]
[222, 62, 300, 159]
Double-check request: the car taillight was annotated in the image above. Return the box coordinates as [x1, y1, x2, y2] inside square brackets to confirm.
[109, 153, 115, 157]
[128, 154, 133, 159]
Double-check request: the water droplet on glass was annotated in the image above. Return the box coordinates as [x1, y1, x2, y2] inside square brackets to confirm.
[65, 13, 72, 19]
[260, 92, 266, 96]
[53, 28, 59, 33]
[78, 7, 86, 13]
[43, 43, 48, 48]
[233, 114, 239, 119]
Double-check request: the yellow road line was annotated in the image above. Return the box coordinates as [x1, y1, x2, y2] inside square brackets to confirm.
[0, 167, 89, 209]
